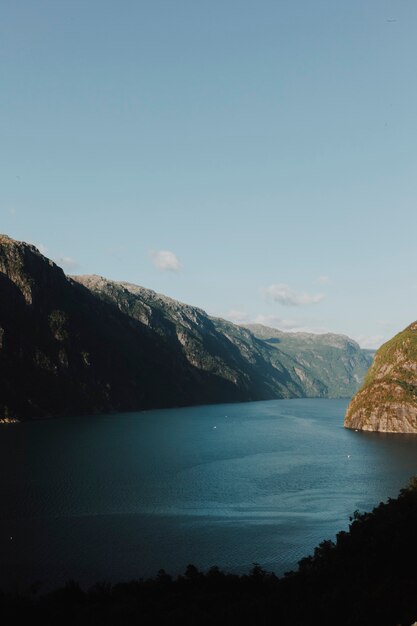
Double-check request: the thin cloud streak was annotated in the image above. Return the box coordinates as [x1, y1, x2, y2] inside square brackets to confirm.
[221, 311, 330, 335]
[253, 314, 301, 330]
[315, 275, 330, 285]
[34, 243, 48, 256]
[265, 283, 324, 306]
[224, 310, 249, 323]
[355, 334, 385, 350]
[55, 255, 79, 271]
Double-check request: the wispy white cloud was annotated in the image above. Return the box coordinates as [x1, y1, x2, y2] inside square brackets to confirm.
[315, 275, 330, 285]
[150, 249, 182, 272]
[55, 255, 79, 271]
[253, 314, 301, 330]
[224, 310, 249, 323]
[220, 311, 329, 334]
[355, 334, 385, 349]
[264, 283, 324, 306]
[253, 314, 331, 334]
[35, 243, 48, 256]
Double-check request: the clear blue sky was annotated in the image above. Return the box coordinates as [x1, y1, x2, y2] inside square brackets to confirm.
[2, 0, 417, 348]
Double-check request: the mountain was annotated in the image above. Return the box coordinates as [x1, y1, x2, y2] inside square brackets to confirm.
[0, 235, 372, 420]
[244, 324, 372, 398]
[71, 275, 307, 400]
[0, 235, 292, 420]
[345, 321, 417, 432]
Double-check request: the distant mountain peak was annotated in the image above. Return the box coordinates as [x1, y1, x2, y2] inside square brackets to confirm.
[0, 235, 63, 306]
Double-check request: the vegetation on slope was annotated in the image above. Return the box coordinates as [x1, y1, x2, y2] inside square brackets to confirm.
[245, 323, 372, 398]
[345, 322, 417, 432]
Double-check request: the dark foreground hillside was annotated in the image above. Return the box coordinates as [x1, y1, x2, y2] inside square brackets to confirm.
[3, 481, 417, 626]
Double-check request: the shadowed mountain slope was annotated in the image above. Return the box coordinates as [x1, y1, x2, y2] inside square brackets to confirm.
[0, 235, 372, 420]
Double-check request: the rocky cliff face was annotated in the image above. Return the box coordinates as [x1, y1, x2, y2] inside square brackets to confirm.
[72, 274, 303, 402]
[344, 322, 417, 433]
[0, 236, 297, 420]
[0, 235, 372, 420]
[0, 235, 200, 419]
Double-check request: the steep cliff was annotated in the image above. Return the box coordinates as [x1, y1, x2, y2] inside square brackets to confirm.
[344, 322, 417, 432]
[73, 275, 302, 402]
[0, 235, 204, 419]
[0, 236, 296, 420]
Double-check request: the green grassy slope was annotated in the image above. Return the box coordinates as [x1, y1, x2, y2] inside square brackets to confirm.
[245, 323, 373, 398]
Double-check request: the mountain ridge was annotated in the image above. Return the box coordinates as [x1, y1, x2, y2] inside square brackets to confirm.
[0, 235, 372, 420]
[244, 323, 371, 399]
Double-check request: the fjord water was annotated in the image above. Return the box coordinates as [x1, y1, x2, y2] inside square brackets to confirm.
[2, 398, 417, 590]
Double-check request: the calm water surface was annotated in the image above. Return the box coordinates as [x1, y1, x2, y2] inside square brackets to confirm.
[2, 398, 417, 590]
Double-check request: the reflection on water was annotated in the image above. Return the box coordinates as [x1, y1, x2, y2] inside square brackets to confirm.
[1, 398, 417, 590]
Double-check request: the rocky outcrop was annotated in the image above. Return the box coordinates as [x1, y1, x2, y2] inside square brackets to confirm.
[344, 322, 417, 432]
